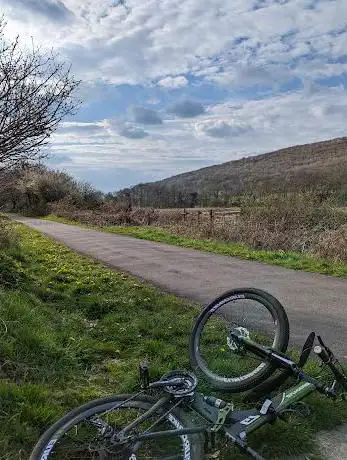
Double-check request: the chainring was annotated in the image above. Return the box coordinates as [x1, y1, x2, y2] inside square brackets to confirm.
[160, 370, 198, 396]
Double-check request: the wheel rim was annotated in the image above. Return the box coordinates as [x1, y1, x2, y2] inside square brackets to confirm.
[40, 400, 190, 459]
[194, 294, 281, 385]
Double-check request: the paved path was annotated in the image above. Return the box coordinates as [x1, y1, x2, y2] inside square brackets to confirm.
[14, 217, 347, 359]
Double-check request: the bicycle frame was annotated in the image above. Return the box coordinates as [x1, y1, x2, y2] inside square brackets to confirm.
[122, 380, 317, 458]
[111, 336, 343, 460]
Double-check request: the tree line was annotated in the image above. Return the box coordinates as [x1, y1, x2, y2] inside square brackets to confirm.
[0, 164, 104, 215]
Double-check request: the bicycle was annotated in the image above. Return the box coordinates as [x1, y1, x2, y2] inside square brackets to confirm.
[30, 288, 347, 459]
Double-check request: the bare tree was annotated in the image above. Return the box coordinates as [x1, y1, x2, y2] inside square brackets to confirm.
[0, 167, 20, 209]
[0, 20, 80, 170]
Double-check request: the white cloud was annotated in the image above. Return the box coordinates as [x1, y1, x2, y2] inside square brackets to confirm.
[2, 0, 346, 87]
[46, 154, 73, 165]
[168, 100, 205, 118]
[58, 121, 106, 136]
[131, 106, 163, 124]
[196, 120, 251, 138]
[1, 0, 74, 24]
[119, 125, 149, 139]
[158, 76, 188, 89]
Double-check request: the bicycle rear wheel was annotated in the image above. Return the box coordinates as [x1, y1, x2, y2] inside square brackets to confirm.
[30, 394, 203, 460]
[189, 288, 290, 392]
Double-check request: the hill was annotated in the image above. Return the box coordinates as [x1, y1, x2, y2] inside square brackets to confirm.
[121, 137, 347, 207]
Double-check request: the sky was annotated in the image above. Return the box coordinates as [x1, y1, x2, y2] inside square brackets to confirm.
[1, 0, 347, 192]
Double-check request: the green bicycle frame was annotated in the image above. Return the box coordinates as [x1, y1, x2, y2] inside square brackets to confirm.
[118, 333, 341, 459]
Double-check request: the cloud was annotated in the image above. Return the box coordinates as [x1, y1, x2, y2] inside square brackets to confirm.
[233, 65, 282, 87]
[309, 103, 347, 118]
[46, 154, 73, 165]
[119, 126, 149, 139]
[66, 166, 157, 193]
[4, 0, 347, 191]
[2, 0, 74, 23]
[3, 0, 347, 90]
[196, 120, 251, 138]
[158, 76, 188, 89]
[168, 100, 205, 118]
[131, 106, 163, 124]
[58, 122, 106, 136]
[47, 84, 347, 191]
[146, 97, 161, 105]
[208, 62, 291, 88]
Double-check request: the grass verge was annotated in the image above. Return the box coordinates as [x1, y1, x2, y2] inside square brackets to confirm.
[44, 215, 347, 277]
[1, 218, 346, 459]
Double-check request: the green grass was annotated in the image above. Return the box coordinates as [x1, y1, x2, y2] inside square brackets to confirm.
[1, 218, 346, 459]
[45, 215, 347, 277]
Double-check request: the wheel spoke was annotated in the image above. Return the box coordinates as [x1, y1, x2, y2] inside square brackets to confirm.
[190, 289, 289, 391]
[37, 399, 190, 459]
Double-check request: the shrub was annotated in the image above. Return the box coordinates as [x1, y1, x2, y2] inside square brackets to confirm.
[315, 225, 347, 263]
[0, 218, 18, 250]
[337, 185, 347, 205]
[168, 194, 347, 262]
[47, 192, 347, 263]
[218, 193, 347, 252]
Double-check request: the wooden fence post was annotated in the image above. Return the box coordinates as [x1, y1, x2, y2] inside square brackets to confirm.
[183, 208, 187, 222]
[209, 209, 213, 236]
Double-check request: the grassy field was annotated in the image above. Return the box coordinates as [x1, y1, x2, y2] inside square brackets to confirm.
[45, 216, 347, 277]
[1, 218, 346, 459]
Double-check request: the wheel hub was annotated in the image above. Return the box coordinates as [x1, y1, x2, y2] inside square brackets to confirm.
[227, 327, 250, 352]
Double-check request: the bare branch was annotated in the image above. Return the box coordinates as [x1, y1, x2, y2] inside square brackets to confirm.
[0, 20, 81, 169]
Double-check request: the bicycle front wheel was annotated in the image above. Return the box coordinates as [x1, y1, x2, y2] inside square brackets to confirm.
[189, 288, 290, 392]
[30, 394, 203, 460]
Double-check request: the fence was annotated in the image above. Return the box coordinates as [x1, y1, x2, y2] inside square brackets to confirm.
[51, 203, 241, 228]
[158, 207, 240, 226]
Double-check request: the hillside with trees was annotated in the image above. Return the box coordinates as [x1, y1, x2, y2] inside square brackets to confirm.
[121, 137, 347, 207]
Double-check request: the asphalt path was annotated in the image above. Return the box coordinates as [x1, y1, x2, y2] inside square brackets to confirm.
[14, 216, 347, 359]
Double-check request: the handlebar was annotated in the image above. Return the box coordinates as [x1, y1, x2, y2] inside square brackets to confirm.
[314, 345, 347, 391]
[314, 345, 330, 363]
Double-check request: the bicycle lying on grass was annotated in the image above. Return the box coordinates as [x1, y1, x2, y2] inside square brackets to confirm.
[30, 288, 347, 459]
